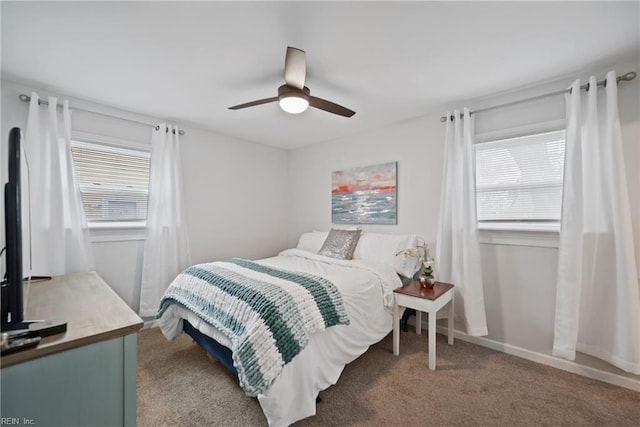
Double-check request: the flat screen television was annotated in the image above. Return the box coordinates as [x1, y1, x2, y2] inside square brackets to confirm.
[1, 127, 25, 331]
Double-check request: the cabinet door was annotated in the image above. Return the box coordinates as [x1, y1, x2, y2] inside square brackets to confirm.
[1, 336, 134, 427]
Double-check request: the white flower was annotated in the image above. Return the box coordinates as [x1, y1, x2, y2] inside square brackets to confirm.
[397, 243, 435, 275]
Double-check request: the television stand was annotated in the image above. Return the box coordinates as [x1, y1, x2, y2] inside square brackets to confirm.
[1, 319, 67, 337]
[29, 318, 68, 336]
[1, 321, 36, 332]
[28, 275, 52, 282]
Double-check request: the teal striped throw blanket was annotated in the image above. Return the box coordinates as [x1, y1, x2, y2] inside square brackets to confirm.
[157, 258, 350, 396]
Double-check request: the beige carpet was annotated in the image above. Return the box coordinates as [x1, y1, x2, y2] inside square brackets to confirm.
[137, 327, 640, 426]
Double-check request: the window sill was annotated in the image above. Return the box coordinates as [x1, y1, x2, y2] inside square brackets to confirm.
[478, 223, 559, 248]
[89, 222, 146, 243]
[478, 222, 559, 232]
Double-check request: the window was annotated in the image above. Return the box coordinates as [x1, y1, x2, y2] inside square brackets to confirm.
[475, 130, 566, 231]
[70, 138, 151, 227]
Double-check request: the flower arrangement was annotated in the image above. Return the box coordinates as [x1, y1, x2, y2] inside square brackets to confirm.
[397, 243, 435, 279]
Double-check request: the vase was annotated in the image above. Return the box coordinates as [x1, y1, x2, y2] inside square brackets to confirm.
[418, 274, 435, 289]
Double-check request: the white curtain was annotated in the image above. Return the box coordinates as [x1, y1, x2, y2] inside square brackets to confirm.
[139, 124, 191, 317]
[435, 108, 488, 336]
[553, 71, 640, 374]
[24, 92, 94, 276]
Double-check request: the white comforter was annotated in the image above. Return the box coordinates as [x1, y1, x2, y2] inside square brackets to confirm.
[158, 248, 403, 426]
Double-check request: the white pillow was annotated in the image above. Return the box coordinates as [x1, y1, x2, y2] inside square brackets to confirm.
[352, 232, 420, 277]
[296, 231, 329, 253]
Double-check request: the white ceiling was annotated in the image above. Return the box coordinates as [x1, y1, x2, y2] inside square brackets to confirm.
[2, 1, 638, 149]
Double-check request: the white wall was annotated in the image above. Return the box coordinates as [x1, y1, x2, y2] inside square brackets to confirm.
[288, 116, 445, 250]
[287, 60, 640, 380]
[1, 78, 291, 314]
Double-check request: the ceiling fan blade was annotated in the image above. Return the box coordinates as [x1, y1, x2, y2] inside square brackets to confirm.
[309, 96, 356, 118]
[228, 97, 278, 110]
[284, 47, 306, 90]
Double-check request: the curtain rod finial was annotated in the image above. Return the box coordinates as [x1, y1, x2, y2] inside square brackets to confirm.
[621, 71, 637, 82]
[18, 94, 30, 102]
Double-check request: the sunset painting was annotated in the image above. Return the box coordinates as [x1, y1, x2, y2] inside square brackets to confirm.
[331, 162, 397, 224]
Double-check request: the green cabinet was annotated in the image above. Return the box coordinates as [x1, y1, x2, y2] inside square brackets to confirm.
[0, 272, 143, 427]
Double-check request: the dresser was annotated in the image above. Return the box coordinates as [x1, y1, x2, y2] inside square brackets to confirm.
[1, 272, 143, 426]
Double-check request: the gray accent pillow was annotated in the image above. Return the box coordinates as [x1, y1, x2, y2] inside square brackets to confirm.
[318, 229, 362, 260]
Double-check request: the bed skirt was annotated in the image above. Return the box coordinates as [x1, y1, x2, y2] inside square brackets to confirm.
[183, 320, 237, 375]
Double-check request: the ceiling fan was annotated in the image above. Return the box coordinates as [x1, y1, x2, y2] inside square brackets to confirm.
[228, 47, 356, 118]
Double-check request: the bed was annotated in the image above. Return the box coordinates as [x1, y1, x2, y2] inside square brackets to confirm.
[157, 230, 421, 426]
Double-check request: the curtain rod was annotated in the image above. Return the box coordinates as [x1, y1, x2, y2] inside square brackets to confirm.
[439, 71, 637, 123]
[18, 93, 186, 135]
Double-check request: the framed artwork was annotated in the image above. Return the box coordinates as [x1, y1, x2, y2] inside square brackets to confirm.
[331, 161, 397, 224]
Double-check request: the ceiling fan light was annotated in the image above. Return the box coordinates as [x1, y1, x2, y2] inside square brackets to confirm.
[279, 95, 309, 114]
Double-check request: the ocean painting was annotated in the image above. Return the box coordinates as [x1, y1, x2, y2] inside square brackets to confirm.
[332, 162, 397, 225]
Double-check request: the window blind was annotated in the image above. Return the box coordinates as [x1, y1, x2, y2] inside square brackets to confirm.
[475, 130, 566, 223]
[70, 140, 151, 223]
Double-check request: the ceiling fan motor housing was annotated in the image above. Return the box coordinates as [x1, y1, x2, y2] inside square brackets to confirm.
[278, 84, 310, 100]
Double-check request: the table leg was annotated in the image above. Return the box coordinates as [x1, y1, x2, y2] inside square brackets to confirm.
[428, 310, 436, 370]
[416, 311, 422, 335]
[393, 303, 400, 356]
[448, 297, 454, 345]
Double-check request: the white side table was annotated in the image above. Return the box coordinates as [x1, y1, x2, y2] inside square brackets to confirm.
[393, 280, 454, 370]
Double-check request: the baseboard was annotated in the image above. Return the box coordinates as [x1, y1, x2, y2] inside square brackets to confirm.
[435, 324, 640, 392]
